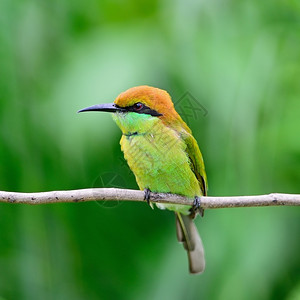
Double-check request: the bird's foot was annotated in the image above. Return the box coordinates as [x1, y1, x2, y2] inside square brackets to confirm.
[190, 196, 204, 218]
[144, 188, 151, 206]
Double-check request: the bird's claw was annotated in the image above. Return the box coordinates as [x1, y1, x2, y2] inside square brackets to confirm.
[144, 188, 151, 206]
[190, 196, 204, 218]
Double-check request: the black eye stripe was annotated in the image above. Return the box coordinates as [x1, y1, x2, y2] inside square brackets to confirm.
[115, 103, 162, 117]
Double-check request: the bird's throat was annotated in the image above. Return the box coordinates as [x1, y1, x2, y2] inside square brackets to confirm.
[112, 112, 159, 136]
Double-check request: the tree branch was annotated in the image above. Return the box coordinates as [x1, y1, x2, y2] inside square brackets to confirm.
[0, 188, 299, 209]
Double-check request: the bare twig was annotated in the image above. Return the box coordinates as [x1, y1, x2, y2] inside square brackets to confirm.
[0, 188, 299, 209]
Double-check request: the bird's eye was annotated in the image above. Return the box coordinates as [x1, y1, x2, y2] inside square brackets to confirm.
[133, 102, 144, 111]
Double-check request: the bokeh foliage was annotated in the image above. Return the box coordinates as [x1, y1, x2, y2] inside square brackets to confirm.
[0, 0, 299, 299]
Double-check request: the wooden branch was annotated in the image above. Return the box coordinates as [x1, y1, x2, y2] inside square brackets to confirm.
[0, 188, 299, 209]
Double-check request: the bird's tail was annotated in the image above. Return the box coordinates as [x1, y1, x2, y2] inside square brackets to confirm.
[175, 212, 205, 274]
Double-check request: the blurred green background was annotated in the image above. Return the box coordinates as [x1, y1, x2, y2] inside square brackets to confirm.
[0, 0, 299, 299]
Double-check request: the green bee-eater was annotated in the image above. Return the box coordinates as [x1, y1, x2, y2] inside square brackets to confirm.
[79, 86, 208, 274]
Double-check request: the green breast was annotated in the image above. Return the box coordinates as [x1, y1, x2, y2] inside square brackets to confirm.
[114, 113, 201, 215]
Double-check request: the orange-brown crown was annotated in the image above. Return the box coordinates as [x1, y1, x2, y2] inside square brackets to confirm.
[114, 85, 189, 131]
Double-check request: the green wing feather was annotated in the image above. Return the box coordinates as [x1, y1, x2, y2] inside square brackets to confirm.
[182, 131, 208, 196]
[175, 130, 207, 273]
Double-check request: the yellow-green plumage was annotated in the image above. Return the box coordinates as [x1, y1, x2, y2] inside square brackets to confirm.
[113, 112, 203, 214]
[79, 85, 208, 274]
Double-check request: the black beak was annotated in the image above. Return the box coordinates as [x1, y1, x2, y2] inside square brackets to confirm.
[78, 103, 124, 113]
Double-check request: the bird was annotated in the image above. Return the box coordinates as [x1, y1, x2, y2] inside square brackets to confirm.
[78, 85, 208, 274]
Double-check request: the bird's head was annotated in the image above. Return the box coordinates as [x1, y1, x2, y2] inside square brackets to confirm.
[78, 85, 189, 134]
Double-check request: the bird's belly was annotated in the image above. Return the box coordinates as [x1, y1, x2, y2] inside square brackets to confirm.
[121, 132, 201, 214]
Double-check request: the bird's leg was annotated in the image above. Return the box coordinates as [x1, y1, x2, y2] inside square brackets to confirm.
[144, 188, 151, 206]
[190, 196, 204, 218]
